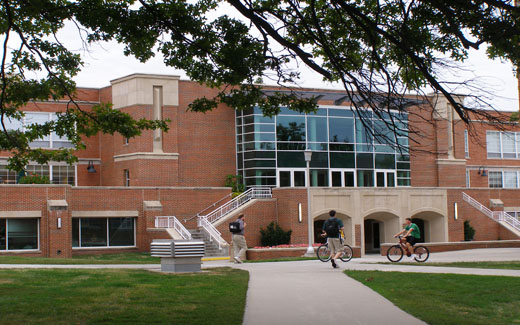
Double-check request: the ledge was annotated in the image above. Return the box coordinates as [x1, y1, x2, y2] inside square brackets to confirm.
[72, 210, 139, 218]
[0, 211, 41, 218]
[435, 159, 467, 165]
[113, 152, 179, 162]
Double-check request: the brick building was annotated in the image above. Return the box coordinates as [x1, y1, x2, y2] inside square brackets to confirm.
[0, 73, 518, 258]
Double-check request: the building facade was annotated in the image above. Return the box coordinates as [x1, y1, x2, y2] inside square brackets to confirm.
[0, 73, 519, 258]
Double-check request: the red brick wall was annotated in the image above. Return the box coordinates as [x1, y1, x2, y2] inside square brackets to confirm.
[272, 188, 309, 245]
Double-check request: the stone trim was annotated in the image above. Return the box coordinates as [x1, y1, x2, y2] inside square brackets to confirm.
[0, 211, 41, 218]
[435, 159, 467, 165]
[144, 201, 162, 211]
[72, 210, 139, 218]
[113, 152, 179, 162]
[48, 200, 68, 211]
[110, 73, 180, 84]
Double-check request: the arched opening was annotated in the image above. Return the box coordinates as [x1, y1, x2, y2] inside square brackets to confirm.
[409, 211, 446, 243]
[363, 211, 400, 254]
[313, 212, 352, 246]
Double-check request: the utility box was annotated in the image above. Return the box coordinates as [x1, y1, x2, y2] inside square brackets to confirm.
[150, 240, 205, 273]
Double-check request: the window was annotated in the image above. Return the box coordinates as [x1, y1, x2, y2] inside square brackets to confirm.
[124, 169, 130, 187]
[124, 137, 129, 145]
[466, 170, 470, 188]
[6, 112, 74, 149]
[488, 171, 503, 188]
[504, 171, 518, 188]
[0, 165, 75, 185]
[0, 218, 39, 251]
[486, 131, 520, 159]
[487, 132, 501, 158]
[72, 218, 135, 248]
[464, 130, 469, 158]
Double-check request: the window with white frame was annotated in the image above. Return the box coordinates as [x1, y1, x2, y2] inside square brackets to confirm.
[488, 171, 503, 188]
[486, 131, 520, 159]
[487, 170, 520, 188]
[466, 170, 470, 188]
[5, 112, 73, 149]
[0, 218, 39, 251]
[464, 130, 469, 158]
[124, 169, 130, 187]
[504, 171, 518, 188]
[0, 164, 75, 185]
[72, 218, 135, 248]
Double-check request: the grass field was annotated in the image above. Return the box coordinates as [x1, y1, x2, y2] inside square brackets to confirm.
[0, 267, 248, 325]
[346, 270, 520, 325]
[0, 252, 160, 264]
[375, 260, 520, 270]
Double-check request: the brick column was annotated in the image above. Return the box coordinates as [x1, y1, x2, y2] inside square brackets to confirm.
[47, 200, 71, 258]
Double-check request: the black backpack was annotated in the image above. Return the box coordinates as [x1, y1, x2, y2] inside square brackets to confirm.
[229, 220, 241, 233]
[324, 218, 339, 237]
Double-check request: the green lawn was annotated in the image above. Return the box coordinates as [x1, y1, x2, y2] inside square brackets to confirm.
[0, 252, 160, 264]
[346, 270, 520, 325]
[0, 267, 248, 325]
[375, 260, 520, 270]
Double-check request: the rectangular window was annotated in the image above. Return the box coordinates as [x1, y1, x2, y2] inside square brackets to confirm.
[0, 218, 39, 251]
[504, 171, 517, 188]
[486, 131, 501, 158]
[488, 171, 503, 188]
[124, 169, 130, 187]
[72, 218, 136, 248]
[502, 132, 516, 158]
[23, 112, 73, 149]
[466, 170, 470, 188]
[464, 130, 469, 158]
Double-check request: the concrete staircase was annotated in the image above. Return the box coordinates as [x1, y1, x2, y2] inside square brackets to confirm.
[189, 228, 229, 257]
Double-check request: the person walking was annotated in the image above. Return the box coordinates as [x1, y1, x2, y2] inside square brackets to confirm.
[233, 214, 247, 263]
[321, 210, 344, 268]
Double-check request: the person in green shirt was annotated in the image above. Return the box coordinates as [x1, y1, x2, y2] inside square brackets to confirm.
[394, 218, 420, 260]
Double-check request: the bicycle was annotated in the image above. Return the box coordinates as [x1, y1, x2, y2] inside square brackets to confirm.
[386, 235, 429, 262]
[316, 232, 353, 262]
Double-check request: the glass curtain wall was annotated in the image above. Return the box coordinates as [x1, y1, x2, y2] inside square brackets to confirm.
[236, 106, 410, 187]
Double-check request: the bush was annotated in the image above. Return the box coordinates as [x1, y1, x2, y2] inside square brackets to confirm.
[18, 173, 51, 184]
[260, 222, 292, 247]
[464, 220, 475, 241]
[225, 174, 245, 194]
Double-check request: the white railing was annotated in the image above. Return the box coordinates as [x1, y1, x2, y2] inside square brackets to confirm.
[203, 187, 272, 224]
[462, 192, 520, 233]
[155, 216, 192, 240]
[198, 216, 226, 249]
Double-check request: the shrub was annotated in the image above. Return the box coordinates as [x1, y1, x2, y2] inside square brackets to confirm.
[464, 220, 475, 241]
[225, 174, 245, 194]
[18, 173, 51, 184]
[260, 222, 292, 247]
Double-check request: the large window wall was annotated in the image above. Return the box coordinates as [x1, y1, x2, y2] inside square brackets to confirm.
[72, 218, 135, 248]
[236, 106, 410, 188]
[0, 164, 76, 185]
[0, 218, 39, 251]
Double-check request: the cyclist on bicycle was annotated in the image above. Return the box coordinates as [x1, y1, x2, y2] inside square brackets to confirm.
[394, 218, 420, 260]
[321, 210, 344, 268]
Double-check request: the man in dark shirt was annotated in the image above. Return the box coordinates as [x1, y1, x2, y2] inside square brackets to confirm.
[321, 210, 344, 268]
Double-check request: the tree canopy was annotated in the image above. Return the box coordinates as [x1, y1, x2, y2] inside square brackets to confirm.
[1, 0, 519, 169]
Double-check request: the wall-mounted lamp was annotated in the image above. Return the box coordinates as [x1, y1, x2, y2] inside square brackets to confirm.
[57, 217, 62, 229]
[87, 160, 96, 173]
[478, 167, 487, 177]
[454, 202, 458, 220]
[298, 203, 302, 223]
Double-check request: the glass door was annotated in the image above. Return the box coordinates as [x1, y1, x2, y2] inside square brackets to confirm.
[278, 168, 307, 187]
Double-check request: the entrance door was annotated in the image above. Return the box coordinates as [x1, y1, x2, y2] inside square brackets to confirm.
[330, 169, 356, 187]
[278, 169, 307, 187]
[375, 170, 396, 187]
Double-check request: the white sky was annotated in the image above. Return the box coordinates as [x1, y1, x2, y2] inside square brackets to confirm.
[63, 20, 519, 112]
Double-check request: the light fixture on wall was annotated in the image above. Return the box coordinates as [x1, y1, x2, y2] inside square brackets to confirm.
[298, 203, 302, 223]
[57, 217, 62, 229]
[454, 202, 458, 220]
[478, 167, 487, 177]
[87, 160, 96, 173]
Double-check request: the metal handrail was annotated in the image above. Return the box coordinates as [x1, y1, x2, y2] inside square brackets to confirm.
[183, 193, 233, 222]
[462, 192, 520, 232]
[155, 216, 192, 240]
[204, 187, 272, 224]
[198, 216, 226, 249]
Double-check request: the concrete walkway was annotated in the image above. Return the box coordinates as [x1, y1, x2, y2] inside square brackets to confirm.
[1, 248, 520, 324]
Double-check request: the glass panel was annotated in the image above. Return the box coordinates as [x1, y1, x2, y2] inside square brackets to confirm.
[488, 171, 503, 188]
[486, 132, 500, 157]
[356, 153, 373, 168]
[373, 120, 394, 145]
[0, 165, 17, 184]
[376, 172, 385, 187]
[344, 172, 355, 187]
[245, 169, 276, 177]
[245, 177, 276, 186]
[277, 152, 305, 168]
[80, 218, 107, 247]
[387, 172, 395, 187]
[397, 162, 410, 170]
[328, 109, 353, 117]
[26, 113, 51, 148]
[331, 171, 342, 187]
[109, 218, 135, 246]
[355, 119, 373, 144]
[276, 116, 306, 141]
[310, 152, 328, 168]
[279, 107, 305, 115]
[277, 142, 306, 150]
[5, 116, 23, 130]
[329, 143, 354, 151]
[502, 132, 516, 158]
[0, 219, 5, 250]
[244, 160, 276, 168]
[398, 178, 411, 186]
[375, 154, 395, 169]
[310, 170, 328, 187]
[293, 171, 305, 187]
[329, 118, 354, 143]
[279, 171, 291, 187]
[7, 219, 38, 250]
[307, 117, 327, 143]
[357, 170, 374, 187]
[330, 152, 355, 168]
[244, 151, 276, 159]
[72, 218, 79, 247]
[504, 172, 517, 188]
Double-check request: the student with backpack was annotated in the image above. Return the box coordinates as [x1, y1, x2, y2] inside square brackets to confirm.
[229, 214, 247, 263]
[321, 210, 344, 269]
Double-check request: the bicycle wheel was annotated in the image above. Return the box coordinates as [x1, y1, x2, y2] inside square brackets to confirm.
[414, 246, 430, 262]
[386, 245, 404, 262]
[339, 245, 353, 262]
[316, 244, 331, 262]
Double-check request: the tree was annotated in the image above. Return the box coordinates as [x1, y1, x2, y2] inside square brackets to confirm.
[1, 0, 520, 169]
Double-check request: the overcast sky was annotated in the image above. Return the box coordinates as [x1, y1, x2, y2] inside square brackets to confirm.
[63, 21, 519, 112]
